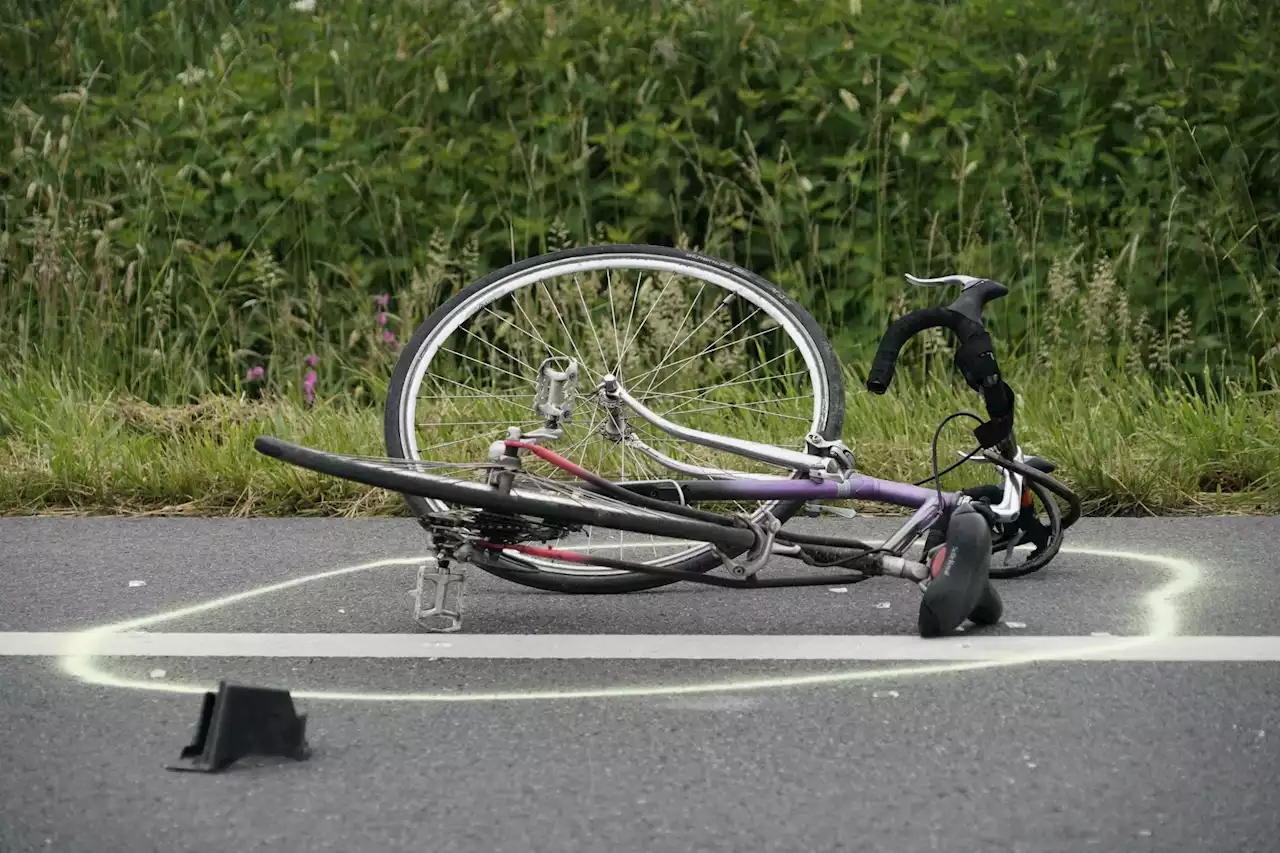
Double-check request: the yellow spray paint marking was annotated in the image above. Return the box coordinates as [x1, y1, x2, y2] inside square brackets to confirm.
[58, 547, 1201, 702]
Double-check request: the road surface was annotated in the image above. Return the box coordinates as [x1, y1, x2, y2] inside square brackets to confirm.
[1, 516, 1278, 852]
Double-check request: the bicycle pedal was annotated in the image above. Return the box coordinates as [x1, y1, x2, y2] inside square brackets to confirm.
[412, 557, 466, 633]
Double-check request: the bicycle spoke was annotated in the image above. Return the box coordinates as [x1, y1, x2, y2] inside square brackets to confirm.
[536, 280, 595, 381]
[417, 391, 533, 401]
[393, 249, 835, 580]
[634, 291, 735, 394]
[659, 396, 812, 422]
[439, 346, 532, 385]
[455, 324, 542, 378]
[477, 305, 581, 374]
[613, 269, 646, 377]
[557, 406, 606, 463]
[641, 318, 775, 395]
[417, 422, 542, 455]
[646, 350, 801, 418]
[605, 268, 624, 376]
[573, 272, 612, 373]
[636, 369, 808, 403]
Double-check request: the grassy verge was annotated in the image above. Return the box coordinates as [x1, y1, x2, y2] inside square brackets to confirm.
[4, 0, 1278, 398]
[3, 365, 1276, 517]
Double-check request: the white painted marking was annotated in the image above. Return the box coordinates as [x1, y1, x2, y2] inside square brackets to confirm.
[9, 632, 1280, 661]
[50, 546, 1209, 702]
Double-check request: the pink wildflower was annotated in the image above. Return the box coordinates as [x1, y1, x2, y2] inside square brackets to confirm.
[245, 365, 265, 382]
[377, 311, 388, 326]
[303, 369, 318, 406]
[373, 293, 390, 309]
[304, 353, 319, 368]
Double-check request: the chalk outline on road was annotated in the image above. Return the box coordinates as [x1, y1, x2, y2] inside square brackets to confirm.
[52, 545, 1201, 702]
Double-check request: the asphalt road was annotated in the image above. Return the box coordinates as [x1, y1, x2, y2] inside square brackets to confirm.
[2, 516, 1279, 853]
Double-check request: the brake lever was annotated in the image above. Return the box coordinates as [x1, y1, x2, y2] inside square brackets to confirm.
[905, 273, 986, 290]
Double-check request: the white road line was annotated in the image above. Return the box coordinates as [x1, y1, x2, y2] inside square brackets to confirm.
[7, 632, 1280, 661]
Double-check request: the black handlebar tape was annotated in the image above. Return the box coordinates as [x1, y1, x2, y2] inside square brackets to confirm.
[947, 281, 1007, 385]
[953, 326, 999, 392]
[866, 280, 1010, 395]
[865, 306, 955, 394]
[980, 379, 1014, 421]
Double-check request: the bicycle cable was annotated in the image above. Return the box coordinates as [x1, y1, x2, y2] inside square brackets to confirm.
[913, 442, 983, 487]
[926, 410, 985, 511]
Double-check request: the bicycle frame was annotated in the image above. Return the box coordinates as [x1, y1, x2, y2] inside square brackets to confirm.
[252, 358, 1071, 638]
[577, 374, 1027, 558]
[250, 254, 1081, 635]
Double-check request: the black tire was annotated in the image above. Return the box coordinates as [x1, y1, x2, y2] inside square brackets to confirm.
[254, 437, 754, 552]
[963, 480, 1064, 579]
[383, 244, 845, 593]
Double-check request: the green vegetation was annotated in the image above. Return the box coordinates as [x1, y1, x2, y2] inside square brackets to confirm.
[2, 0, 1278, 514]
[3, 363, 1276, 515]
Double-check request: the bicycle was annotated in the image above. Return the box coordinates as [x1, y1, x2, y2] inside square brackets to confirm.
[254, 244, 1081, 638]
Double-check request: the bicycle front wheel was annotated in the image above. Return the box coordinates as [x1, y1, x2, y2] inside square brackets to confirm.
[384, 244, 845, 593]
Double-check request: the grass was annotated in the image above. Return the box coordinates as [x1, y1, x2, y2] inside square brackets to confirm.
[3, 361, 1276, 517]
[4, 0, 1279, 402]
[3, 0, 1277, 518]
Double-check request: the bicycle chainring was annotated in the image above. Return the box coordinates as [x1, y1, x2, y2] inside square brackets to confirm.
[417, 509, 582, 546]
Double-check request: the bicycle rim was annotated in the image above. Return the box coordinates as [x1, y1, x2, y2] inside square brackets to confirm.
[385, 245, 844, 579]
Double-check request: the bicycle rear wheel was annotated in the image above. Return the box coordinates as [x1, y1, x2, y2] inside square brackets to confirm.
[254, 437, 752, 552]
[384, 244, 845, 593]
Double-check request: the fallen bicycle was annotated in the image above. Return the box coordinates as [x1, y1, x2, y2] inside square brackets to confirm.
[255, 245, 1080, 638]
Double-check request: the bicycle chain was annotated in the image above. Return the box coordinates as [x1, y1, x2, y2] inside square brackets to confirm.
[418, 509, 581, 546]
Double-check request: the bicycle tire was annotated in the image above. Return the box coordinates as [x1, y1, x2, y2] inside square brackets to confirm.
[254, 436, 754, 552]
[965, 480, 1064, 579]
[383, 244, 845, 593]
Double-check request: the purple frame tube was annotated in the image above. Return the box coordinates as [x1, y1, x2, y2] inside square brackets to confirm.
[677, 472, 957, 511]
[674, 473, 954, 553]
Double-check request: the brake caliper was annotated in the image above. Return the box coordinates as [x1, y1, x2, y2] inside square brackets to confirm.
[534, 357, 579, 424]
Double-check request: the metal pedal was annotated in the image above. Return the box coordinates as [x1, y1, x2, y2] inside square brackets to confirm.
[412, 556, 466, 633]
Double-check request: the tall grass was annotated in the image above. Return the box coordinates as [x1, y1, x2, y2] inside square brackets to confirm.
[3, 0, 1278, 405]
[3, 0, 1278, 516]
[3, 358, 1276, 516]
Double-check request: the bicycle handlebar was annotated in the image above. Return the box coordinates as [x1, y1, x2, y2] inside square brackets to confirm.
[865, 306, 955, 395]
[866, 277, 1013, 433]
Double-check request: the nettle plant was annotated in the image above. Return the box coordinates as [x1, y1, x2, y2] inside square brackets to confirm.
[1, 0, 1277, 401]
